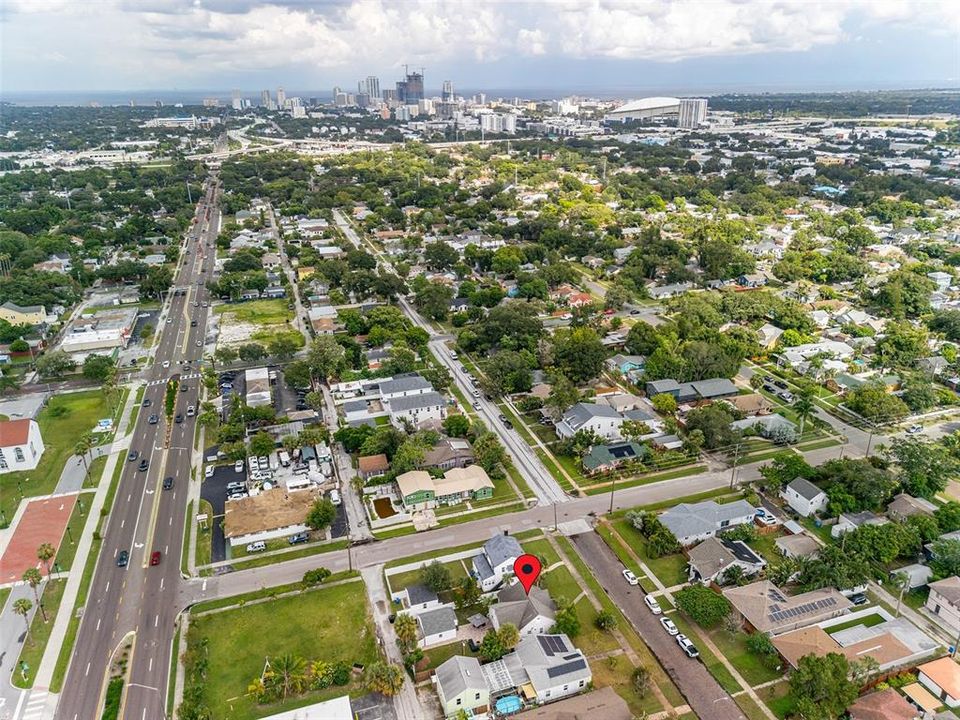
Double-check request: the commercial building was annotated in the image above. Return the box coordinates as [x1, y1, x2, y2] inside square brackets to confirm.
[678, 98, 708, 129]
[606, 97, 681, 122]
[245, 367, 272, 408]
[0, 419, 45, 474]
[223, 487, 316, 547]
[60, 307, 137, 356]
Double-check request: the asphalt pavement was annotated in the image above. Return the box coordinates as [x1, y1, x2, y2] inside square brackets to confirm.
[570, 531, 747, 720]
[54, 178, 221, 720]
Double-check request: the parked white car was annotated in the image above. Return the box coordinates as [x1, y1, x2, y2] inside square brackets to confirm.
[659, 617, 679, 635]
[622, 569, 639, 586]
[644, 594, 662, 615]
[204, 466, 214, 478]
[330, 489, 342, 506]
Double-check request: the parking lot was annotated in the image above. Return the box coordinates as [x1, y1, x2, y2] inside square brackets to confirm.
[352, 692, 398, 720]
[200, 452, 348, 563]
[200, 461, 246, 563]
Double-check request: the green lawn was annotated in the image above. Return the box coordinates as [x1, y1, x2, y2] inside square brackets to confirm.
[758, 681, 797, 719]
[0, 587, 10, 612]
[214, 299, 292, 324]
[583, 464, 708, 496]
[1, 390, 116, 521]
[522, 538, 562, 568]
[591, 653, 665, 717]
[194, 499, 212, 568]
[13, 579, 67, 688]
[81, 455, 107, 489]
[53, 491, 94, 571]
[187, 579, 378, 720]
[708, 628, 782, 686]
[540, 565, 583, 605]
[669, 614, 742, 695]
[227, 539, 350, 572]
[824, 612, 886, 634]
[610, 519, 688, 587]
[387, 559, 468, 597]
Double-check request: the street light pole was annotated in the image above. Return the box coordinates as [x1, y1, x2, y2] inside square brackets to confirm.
[608, 474, 616, 514]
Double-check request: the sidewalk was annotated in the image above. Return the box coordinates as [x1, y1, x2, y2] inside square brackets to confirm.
[54, 444, 111, 495]
[361, 565, 429, 720]
[32, 382, 142, 688]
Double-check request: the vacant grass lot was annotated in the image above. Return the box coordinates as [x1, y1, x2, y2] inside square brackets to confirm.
[214, 299, 292, 324]
[610, 519, 688, 587]
[707, 628, 781, 686]
[187, 580, 378, 720]
[0, 390, 115, 521]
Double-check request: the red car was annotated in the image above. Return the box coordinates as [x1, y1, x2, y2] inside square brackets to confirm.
[150, 551, 161, 566]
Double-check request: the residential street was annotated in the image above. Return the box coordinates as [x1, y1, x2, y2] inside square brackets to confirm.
[570, 531, 748, 720]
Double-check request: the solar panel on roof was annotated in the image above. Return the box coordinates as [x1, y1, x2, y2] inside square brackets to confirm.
[546, 659, 587, 679]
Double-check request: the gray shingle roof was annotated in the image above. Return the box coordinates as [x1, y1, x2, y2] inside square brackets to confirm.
[561, 402, 621, 431]
[787, 477, 824, 501]
[389, 391, 445, 413]
[492, 583, 556, 629]
[660, 500, 756, 542]
[379, 374, 432, 396]
[691, 378, 738, 398]
[483, 533, 522, 569]
[407, 583, 438, 606]
[417, 606, 457, 636]
[436, 655, 486, 698]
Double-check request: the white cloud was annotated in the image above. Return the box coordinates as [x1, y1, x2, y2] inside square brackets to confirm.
[0, 0, 956, 89]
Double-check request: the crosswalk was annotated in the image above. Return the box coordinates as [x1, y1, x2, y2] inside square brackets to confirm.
[19, 690, 48, 720]
[146, 372, 201, 387]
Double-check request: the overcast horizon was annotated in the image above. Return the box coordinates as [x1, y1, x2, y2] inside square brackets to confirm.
[1, 0, 958, 98]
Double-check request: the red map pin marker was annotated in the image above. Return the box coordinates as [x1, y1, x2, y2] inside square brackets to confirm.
[514, 554, 542, 595]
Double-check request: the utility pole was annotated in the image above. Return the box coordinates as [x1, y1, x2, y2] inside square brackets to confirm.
[186, 180, 193, 204]
[608, 473, 617, 514]
[730, 440, 742, 489]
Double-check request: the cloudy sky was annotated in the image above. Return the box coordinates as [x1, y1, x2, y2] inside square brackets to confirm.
[1, 0, 958, 96]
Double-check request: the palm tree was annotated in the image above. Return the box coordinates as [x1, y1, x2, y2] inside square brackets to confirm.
[13, 598, 33, 644]
[497, 622, 520, 650]
[891, 571, 910, 617]
[393, 613, 418, 655]
[722, 565, 747, 587]
[363, 661, 405, 696]
[266, 654, 306, 701]
[74, 431, 94, 473]
[21, 568, 46, 622]
[36, 543, 56, 577]
[794, 384, 816, 439]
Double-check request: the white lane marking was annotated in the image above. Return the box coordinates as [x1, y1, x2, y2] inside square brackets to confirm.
[105, 581, 110, 593]
[96, 618, 101, 631]
[160, 577, 164, 590]
[148, 657, 153, 672]
[85, 662, 90, 676]
[154, 614, 159, 627]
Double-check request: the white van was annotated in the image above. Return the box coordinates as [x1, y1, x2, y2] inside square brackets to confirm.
[245, 541, 267, 553]
[330, 489, 342, 506]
